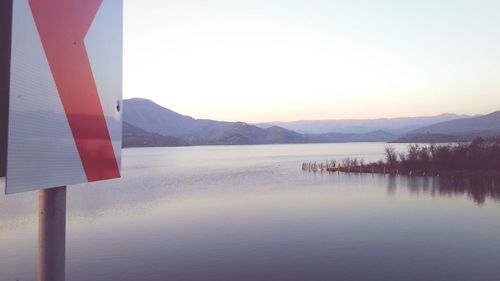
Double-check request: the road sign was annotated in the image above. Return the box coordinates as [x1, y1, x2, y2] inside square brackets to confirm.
[2, 0, 123, 194]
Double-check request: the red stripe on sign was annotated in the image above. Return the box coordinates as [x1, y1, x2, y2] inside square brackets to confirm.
[29, 0, 120, 181]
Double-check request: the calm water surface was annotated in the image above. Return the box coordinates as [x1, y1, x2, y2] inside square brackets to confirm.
[1, 143, 500, 281]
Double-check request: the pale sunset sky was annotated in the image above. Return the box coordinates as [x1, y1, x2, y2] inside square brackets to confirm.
[123, 0, 500, 123]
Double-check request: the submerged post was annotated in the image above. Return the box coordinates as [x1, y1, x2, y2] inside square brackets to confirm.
[38, 186, 66, 281]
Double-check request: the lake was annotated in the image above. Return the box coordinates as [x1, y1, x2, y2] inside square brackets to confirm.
[1, 143, 500, 281]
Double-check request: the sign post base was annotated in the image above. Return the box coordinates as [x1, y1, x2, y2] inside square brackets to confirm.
[38, 186, 66, 281]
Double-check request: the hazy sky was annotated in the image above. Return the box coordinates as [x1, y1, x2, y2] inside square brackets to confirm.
[124, 0, 500, 122]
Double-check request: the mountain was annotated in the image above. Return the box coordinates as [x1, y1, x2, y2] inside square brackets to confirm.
[411, 111, 500, 135]
[305, 130, 396, 143]
[394, 111, 500, 142]
[258, 114, 471, 135]
[122, 121, 189, 147]
[123, 98, 398, 146]
[190, 123, 305, 145]
[392, 133, 468, 143]
[123, 99, 306, 145]
[123, 98, 232, 139]
[123, 98, 493, 146]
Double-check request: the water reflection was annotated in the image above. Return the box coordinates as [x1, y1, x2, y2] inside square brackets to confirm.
[2, 145, 500, 281]
[387, 175, 500, 205]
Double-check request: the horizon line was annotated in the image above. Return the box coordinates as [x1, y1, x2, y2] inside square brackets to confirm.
[123, 97, 494, 124]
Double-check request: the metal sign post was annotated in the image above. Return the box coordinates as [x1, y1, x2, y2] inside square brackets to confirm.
[38, 186, 67, 281]
[0, 0, 12, 179]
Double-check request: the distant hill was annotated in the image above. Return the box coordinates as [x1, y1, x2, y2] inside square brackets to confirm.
[394, 111, 500, 142]
[122, 98, 495, 146]
[305, 130, 396, 143]
[122, 121, 189, 147]
[122, 98, 402, 146]
[190, 123, 306, 145]
[392, 133, 469, 143]
[258, 114, 471, 134]
[123, 99, 306, 145]
[411, 111, 500, 135]
[123, 98, 232, 139]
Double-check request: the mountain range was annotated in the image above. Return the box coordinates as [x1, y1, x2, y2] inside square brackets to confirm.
[257, 114, 473, 135]
[122, 98, 500, 147]
[394, 111, 500, 142]
[122, 121, 188, 147]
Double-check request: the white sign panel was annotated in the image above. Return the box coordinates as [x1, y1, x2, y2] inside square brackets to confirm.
[4, 0, 122, 194]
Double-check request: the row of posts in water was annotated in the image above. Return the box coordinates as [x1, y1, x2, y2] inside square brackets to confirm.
[301, 161, 432, 177]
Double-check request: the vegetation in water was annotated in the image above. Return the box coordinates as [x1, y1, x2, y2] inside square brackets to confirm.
[302, 137, 500, 177]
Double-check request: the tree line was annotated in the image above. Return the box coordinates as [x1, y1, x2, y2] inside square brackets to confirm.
[384, 137, 500, 173]
[302, 137, 500, 176]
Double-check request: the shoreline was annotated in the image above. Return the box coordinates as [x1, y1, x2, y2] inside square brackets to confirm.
[302, 163, 500, 178]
